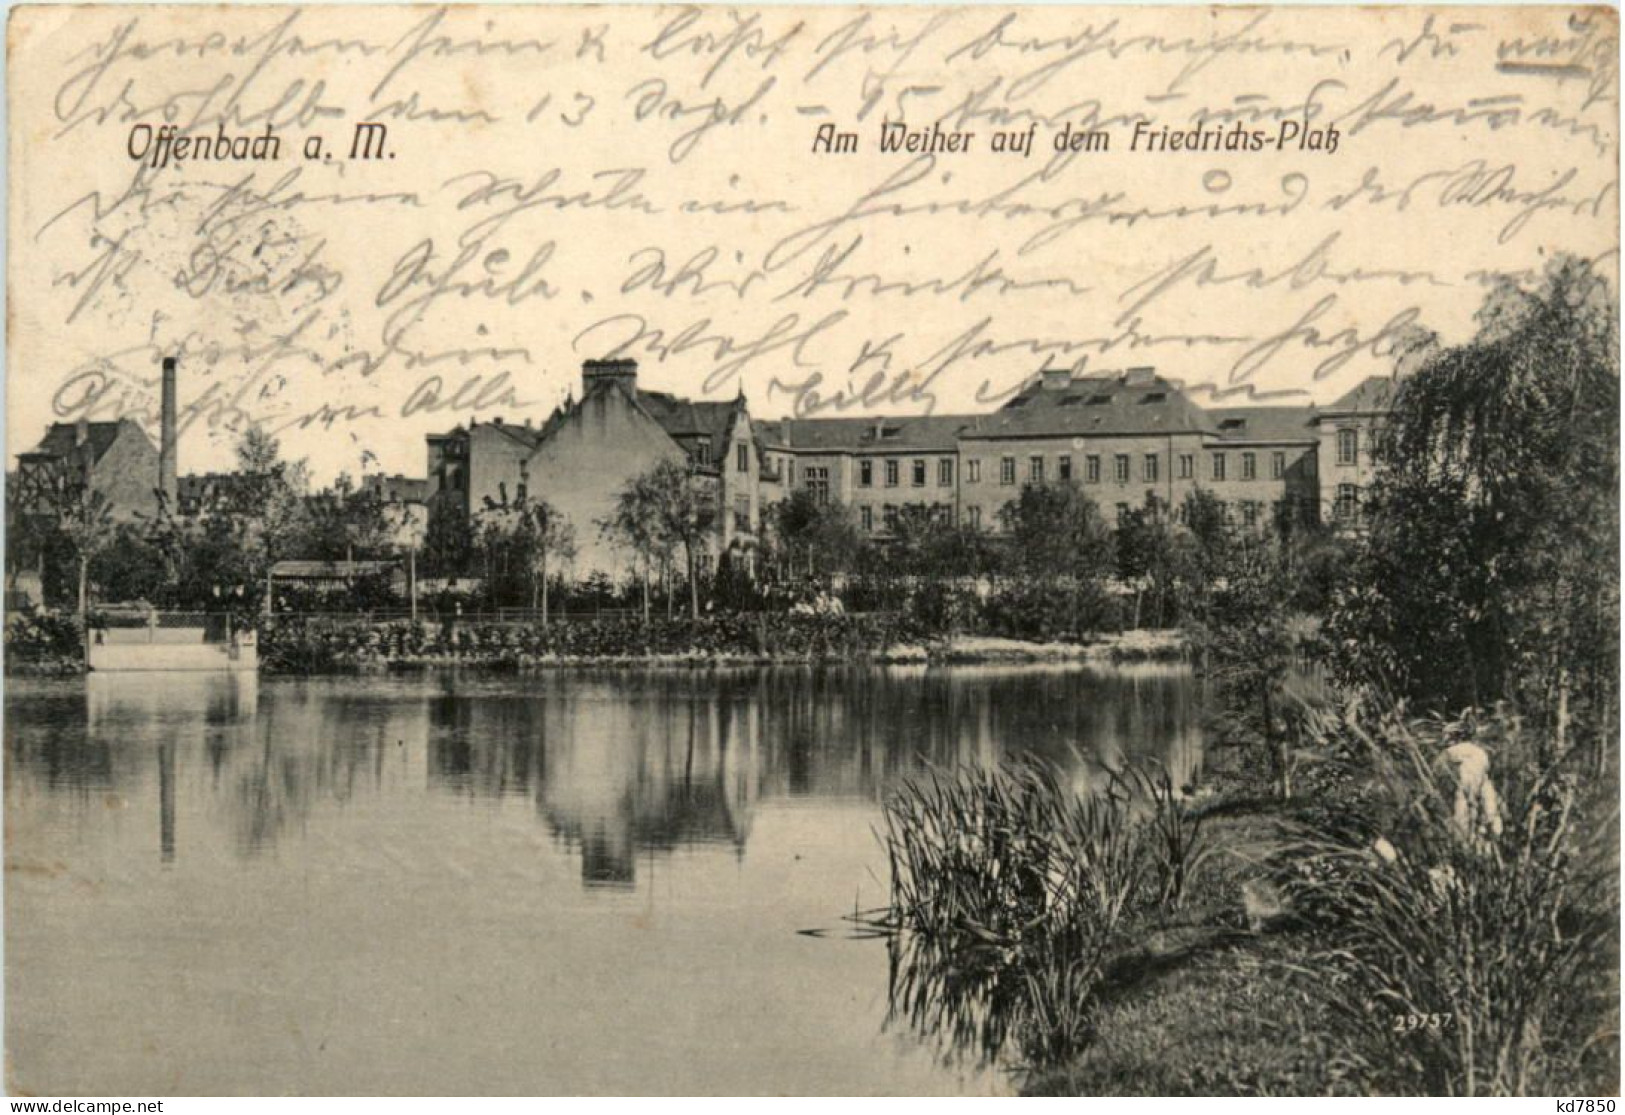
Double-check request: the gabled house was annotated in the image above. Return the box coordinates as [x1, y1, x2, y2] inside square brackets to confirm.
[13, 419, 161, 521]
[433, 358, 769, 580]
[426, 416, 547, 517]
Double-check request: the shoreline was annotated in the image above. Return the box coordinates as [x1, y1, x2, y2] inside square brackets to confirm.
[5, 629, 1188, 677]
[259, 628, 1188, 674]
[262, 629, 1187, 674]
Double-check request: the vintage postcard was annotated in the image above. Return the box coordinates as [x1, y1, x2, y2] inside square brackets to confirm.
[4, 2, 1618, 1099]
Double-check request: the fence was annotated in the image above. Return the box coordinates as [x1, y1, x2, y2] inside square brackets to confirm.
[265, 606, 642, 626]
[90, 610, 242, 646]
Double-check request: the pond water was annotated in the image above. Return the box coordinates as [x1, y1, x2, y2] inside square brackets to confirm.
[5, 664, 1201, 1095]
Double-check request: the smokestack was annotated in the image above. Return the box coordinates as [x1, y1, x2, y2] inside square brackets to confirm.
[159, 356, 178, 505]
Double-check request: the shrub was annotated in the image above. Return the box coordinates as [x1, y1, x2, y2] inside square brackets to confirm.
[5, 609, 85, 669]
[985, 580, 1121, 642]
[258, 612, 936, 673]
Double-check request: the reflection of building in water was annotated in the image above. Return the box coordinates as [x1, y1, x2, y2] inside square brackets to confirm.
[159, 740, 175, 864]
[419, 667, 1203, 888]
[425, 674, 761, 887]
[82, 672, 415, 861]
[543, 687, 760, 888]
[86, 671, 259, 728]
[228, 687, 412, 856]
[13, 667, 1204, 874]
[85, 673, 261, 864]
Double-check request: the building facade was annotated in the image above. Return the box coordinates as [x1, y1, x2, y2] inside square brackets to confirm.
[427, 359, 773, 580]
[760, 366, 1374, 538]
[1314, 376, 1398, 527]
[13, 419, 163, 521]
[423, 361, 1398, 584]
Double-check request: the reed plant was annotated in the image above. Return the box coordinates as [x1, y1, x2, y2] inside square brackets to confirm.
[1286, 703, 1618, 1095]
[880, 755, 1213, 1068]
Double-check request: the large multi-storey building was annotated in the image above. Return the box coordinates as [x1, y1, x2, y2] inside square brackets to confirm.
[424, 360, 1395, 581]
[759, 368, 1386, 536]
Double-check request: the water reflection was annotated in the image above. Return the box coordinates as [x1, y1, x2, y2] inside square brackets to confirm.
[9, 665, 1202, 878]
[6, 664, 1201, 1095]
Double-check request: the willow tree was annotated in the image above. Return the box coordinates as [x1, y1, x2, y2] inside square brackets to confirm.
[1328, 255, 1619, 760]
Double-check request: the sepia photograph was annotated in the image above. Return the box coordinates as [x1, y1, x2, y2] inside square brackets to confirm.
[2, 1, 1619, 1100]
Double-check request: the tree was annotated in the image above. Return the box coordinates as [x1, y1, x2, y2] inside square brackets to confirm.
[888, 503, 961, 578]
[1326, 256, 1619, 761]
[994, 481, 1117, 637]
[302, 474, 391, 563]
[1115, 494, 1178, 628]
[384, 502, 428, 620]
[57, 487, 115, 621]
[636, 458, 718, 620]
[603, 473, 673, 622]
[519, 499, 576, 624]
[423, 497, 476, 578]
[1186, 538, 1299, 797]
[229, 426, 311, 558]
[1174, 489, 1232, 597]
[998, 481, 1114, 584]
[89, 523, 170, 605]
[766, 489, 860, 582]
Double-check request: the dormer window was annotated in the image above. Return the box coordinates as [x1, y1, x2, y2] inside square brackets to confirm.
[1086, 394, 1112, 406]
[1140, 392, 1167, 404]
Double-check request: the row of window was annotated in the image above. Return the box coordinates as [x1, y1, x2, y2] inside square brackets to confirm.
[843, 450, 1308, 490]
[853, 493, 1344, 534]
[982, 450, 1302, 486]
[790, 436, 1384, 503]
[855, 457, 956, 489]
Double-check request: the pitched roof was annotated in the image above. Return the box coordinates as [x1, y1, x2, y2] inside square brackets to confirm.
[758, 415, 979, 453]
[636, 392, 736, 434]
[428, 420, 546, 449]
[959, 370, 1214, 440]
[25, 420, 144, 463]
[544, 374, 743, 464]
[1207, 406, 1318, 445]
[1323, 375, 1402, 415]
[474, 420, 546, 450]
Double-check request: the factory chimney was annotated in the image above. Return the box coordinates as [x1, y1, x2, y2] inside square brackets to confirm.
[159, 356, 178, 506]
